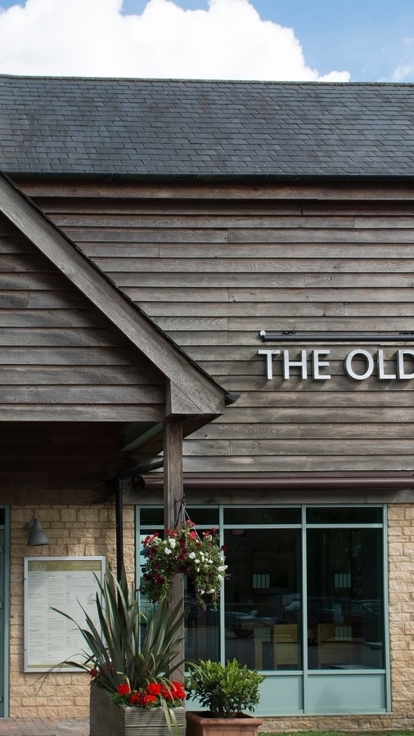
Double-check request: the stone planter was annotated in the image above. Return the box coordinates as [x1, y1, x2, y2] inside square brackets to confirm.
[90, 685, 186, 736]
[186, 710, 262, 736]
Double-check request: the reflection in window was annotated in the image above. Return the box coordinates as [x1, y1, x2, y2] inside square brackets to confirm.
[307, 528, 384, 669]
[137, 505, 385, 675]
[223, 529, 302, 671]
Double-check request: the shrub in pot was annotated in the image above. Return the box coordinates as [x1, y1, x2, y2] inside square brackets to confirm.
[185, 659, 265, 736]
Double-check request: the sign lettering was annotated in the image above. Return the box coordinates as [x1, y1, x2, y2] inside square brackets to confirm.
[258, 348, 414, 382]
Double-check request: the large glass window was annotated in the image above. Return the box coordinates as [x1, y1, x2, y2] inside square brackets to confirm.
[137, 504, 386, 675]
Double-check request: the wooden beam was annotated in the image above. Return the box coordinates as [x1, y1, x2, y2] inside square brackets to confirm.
[163, 419, 185, 678]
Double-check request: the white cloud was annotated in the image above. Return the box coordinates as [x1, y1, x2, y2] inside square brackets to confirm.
[391, 64, 413, 82]
[388, 38, 414, 82]
[0, 0, 350, 81]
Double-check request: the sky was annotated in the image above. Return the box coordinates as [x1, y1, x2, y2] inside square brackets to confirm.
[0, 0, 414, 82]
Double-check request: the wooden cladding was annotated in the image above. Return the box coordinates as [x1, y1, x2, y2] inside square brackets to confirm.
[0, 212, 165, 421]
[27, 181, 414, 474]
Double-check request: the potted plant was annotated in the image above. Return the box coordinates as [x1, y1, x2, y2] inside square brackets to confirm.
[185, 659, 265, 736]
[54, 566, 187, 736]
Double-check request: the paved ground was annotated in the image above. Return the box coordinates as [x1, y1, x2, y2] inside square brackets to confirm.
[0, 717, 89, 735]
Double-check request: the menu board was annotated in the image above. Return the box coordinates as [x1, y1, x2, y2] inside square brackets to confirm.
[24, 556, 105, 672]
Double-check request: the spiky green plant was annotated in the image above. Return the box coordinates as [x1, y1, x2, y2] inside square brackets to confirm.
[52, 565, 185, 692]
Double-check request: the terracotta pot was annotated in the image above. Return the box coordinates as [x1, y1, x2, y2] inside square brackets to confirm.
[90, 685, 186, 736]
[186, 710, 262, 736]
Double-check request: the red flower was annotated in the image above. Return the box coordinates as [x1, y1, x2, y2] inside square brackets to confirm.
[147, 682, 162, 696]
[129, 693, 142, 705]
[161, 681, 185, 701]
[117, 683, 131, 696]
[89, 668, 98, 678]
[141, 694, 157, 706]
[170, 681, 186, 700]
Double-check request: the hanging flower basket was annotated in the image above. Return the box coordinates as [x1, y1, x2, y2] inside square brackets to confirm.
[140, 520, 227, 608]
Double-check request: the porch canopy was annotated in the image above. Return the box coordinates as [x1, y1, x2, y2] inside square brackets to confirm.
[0, 172, 232, 525]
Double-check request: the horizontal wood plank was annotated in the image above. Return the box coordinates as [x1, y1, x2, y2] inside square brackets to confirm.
[91, 256, 414, 273]
[20, 180, 414, 200]
[0, 365, 163, 385]
[183, 438, 414, 456]
[124, 286, 414, 304]
[189, 422, 414, 439]
[80, 242, 414, 259]
[0, 384, 165, 403]
[182, 455, 414, 472]
[110, 272, 414, 288]
[141, 301, 414, 317]
[0, 346, 140, 365]
[0, 405, 164, 421]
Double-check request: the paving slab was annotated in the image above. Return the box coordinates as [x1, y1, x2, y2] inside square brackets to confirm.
[0, 717, 89, 735]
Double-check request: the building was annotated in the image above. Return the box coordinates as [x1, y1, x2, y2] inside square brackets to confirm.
[1, 76, 414, 728]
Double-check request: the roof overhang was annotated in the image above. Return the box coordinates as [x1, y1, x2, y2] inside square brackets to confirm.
[0, 172, 235, 444]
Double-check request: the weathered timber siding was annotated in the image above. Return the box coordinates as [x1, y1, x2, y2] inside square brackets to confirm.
[0, 212, 165, 422]
[25, 182, 414, 475]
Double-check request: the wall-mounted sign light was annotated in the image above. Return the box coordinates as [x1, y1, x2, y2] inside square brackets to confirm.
[259, 330, 414, 343]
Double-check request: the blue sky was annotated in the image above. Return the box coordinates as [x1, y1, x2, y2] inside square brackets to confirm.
[119, 0, 414, 82]
[0, 0, 413, 81]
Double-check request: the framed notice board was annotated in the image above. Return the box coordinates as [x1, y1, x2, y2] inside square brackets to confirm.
[24, 556, 105, 672]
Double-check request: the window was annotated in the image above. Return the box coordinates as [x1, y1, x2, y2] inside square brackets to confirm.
[137, 504, 388, 715]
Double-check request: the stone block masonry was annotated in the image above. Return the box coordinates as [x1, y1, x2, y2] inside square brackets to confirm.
[9, 503, 135, 719]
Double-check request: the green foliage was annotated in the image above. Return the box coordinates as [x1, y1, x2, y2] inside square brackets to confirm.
[185, 659, 265, 717]
[52, 565, 185, 693]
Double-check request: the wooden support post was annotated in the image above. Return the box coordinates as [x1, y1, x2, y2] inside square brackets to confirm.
[163, 418, 185, 679]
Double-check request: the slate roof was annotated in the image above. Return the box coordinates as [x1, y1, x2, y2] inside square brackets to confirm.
[1, 75, 414, 179]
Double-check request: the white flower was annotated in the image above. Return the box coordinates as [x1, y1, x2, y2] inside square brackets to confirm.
[218, 565, 227, 572]
[208, 589, 215, 594]
[164, 548, 172, 555]
[169, 538, 177, 548]
[188, 552, 196, 559]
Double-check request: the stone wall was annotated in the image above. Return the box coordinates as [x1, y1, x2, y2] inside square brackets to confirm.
[9, 503, 135, 718]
